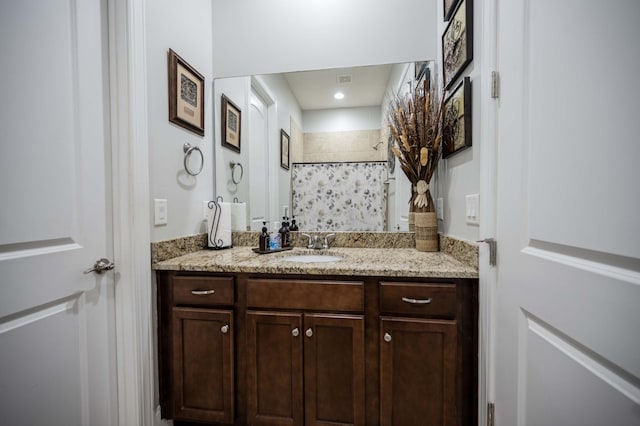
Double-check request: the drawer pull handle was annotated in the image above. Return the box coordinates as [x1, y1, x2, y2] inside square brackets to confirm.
[292, 328, 299, 337]
[191, 289, 215, 295]
[305, 328, 313, 338]
[384, 332, 392, 343]
[221, 324, 229, 334]
[402, 297, 432, 305]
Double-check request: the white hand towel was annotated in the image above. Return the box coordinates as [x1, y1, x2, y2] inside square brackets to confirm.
[231, 202, 247, 231]
[207, 201, 232, 248]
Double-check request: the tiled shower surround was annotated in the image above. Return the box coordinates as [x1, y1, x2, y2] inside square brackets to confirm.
[291, 161, 388, 232]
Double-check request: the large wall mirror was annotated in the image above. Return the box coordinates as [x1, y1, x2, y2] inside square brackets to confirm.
[213, 61, 435, 233]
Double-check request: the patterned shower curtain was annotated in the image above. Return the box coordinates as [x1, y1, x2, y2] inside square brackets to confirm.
[291, 162, 387, 232]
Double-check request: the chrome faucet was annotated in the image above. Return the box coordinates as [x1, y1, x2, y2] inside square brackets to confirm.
[301, 233, 335, 249]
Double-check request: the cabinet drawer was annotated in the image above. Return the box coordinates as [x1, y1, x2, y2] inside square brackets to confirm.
[380, 282, 456, 317]
[172, 276, 234, 306]
[247, 278, 364, 312]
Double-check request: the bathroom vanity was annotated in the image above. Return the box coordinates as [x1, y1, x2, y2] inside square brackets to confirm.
[154, 245, 478, 426]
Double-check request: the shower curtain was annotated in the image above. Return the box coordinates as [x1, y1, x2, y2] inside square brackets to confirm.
[291, 162, 387, 232]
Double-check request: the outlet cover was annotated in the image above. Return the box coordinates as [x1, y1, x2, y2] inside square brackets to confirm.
[154, 199, 168, 226]
[203, 200, 211, 220]
[465, 194, 479, 225]
[436, 198, 444, 220]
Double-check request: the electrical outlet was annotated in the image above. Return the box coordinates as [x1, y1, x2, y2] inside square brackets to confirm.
[465, 194, 479, 225]
[154, 199, 168, 226]
[203, 200, 211, 220]
[436, 198, 444, 220]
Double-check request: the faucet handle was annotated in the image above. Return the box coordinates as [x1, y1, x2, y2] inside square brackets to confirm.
[323, 233, 336, 249]
[301, 233, 314, 249]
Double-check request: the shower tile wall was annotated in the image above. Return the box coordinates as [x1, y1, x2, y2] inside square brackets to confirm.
[303, 129, 384, 162]
[292, 162, 387, 232]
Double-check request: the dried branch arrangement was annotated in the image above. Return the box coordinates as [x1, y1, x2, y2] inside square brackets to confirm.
[388, 81, 452, 213]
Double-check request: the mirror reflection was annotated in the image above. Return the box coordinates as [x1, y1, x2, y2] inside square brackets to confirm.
[214, 61, 434, 232]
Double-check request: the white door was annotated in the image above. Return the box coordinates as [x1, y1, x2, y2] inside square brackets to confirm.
[249, 90, 270, 230]
[494, 1, 640, 425]
[0, 1, 117, 425]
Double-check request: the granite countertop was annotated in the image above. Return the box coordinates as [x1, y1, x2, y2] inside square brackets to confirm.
[152, 246, 478, 279]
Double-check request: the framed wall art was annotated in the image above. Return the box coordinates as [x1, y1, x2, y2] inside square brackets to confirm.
[168, 49, 205, 136]
[221, 94, 241, 153]
[443, 77, 472, 158]
[280, 129, 290, 170]
[443, 0, 460, 21]
[442, 0, 473, 90]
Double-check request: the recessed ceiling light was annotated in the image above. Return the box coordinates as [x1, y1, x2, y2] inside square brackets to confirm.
[334, 92, 345, 100]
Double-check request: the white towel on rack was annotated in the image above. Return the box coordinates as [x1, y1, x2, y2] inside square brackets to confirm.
[207, 202, 232, 248]
[230, 202, 247, 231]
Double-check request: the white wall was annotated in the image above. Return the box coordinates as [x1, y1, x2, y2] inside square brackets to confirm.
[212, 74, 302, 224]
[381, 63, 414, 231]
[434, 0, 481, 242]
[145, 0, 478, 242]
[211, 0, 438, 78]
[303, 107, 381, 133]
[213, 77, 251, 204]
[147, 0, 213, 241]
[255, 74, 303, 218]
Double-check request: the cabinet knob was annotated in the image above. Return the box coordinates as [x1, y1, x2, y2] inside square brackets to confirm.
[384, 332, 392, 343]
[221, 324, 229, 334]
[292, 328, 299, 337]
[305, 328, 313, 338]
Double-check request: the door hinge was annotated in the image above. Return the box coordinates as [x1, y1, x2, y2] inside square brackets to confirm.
[477, 238, 497, 266]
[491, 71, 500, 99]
[488, 402, 495, 426]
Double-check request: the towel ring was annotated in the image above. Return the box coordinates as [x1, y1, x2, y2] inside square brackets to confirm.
[230, 161, 243, 184]
[183, 143, 204, 176]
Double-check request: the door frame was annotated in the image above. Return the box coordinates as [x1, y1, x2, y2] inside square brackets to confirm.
[250, 76, 279, 223]
[108, 0, 155, 424]
[477, 0, 499, 424]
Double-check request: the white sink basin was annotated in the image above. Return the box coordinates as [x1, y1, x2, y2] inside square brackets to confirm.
[280, 254, 343, 263]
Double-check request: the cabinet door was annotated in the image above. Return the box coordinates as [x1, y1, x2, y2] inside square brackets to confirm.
[380, 317, 457, 426]
[172, 307, 234, 424]
[247, 311, 304, 426]
[304, 314, 365, 426]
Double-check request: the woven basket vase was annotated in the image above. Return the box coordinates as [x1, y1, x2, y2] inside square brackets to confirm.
[414, 212, 438, 252]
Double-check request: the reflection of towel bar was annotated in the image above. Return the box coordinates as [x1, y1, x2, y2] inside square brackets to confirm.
[230, 161, 243, 184]
[183, 143, 204, 176]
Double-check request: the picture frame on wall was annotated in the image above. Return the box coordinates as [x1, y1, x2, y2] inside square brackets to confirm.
[442, 0, 473, 90]
[168, 49, 205, 136]
[443, 0, 460, 21]
[280, 129, 290, 170]
[221, 94, 241, 153]
[443, 77, 472, 158]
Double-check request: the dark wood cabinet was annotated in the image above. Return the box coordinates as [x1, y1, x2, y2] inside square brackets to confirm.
[172, 307, 234, 424]
[246, 278, 365, 426]
[245, 313, 365, 426]
[246, 311, 304, 426]
[304, 314, 365, 426]
[157, 272, 477, 426]
[380, 317, 457, 426]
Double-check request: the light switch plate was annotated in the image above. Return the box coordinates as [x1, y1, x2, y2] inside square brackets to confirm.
[154, 199, 168, 226]
[465, 194, 479, 225]
[436, 198, 444, 220]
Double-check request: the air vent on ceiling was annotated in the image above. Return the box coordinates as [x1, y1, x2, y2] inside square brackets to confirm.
[337, 74, 352, 84]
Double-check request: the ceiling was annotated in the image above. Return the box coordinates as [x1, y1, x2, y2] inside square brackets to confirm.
[282, 64, 394, 111]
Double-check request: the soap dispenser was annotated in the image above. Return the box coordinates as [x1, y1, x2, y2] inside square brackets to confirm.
[259, 221, 270, 251]
[289, 216, 299, 231]
[270, 221, 281, 249]
[280, 217, 290, 248]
